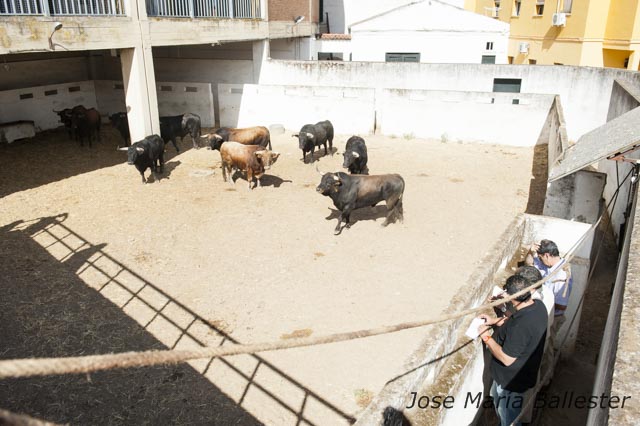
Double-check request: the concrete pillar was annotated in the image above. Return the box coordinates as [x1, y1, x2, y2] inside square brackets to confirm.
[628, 50, 640, 70]
[120, 46, 160, 142]
[252, 39, 270, 84]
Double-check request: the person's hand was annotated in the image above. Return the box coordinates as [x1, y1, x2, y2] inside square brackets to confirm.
[530, 242, 540, 254]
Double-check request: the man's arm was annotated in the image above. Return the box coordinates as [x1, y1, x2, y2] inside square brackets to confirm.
[483, 336, 517, 366]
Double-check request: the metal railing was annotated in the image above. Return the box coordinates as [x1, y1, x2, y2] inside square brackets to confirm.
[146, 0, 260, 18]
[1, 0, 125, 15]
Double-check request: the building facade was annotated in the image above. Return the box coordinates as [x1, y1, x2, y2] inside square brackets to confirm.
[0, 0, 319, 138]
[466, 0, 640, 69]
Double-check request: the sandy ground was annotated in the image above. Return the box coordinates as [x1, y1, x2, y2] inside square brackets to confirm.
[0, 126, 544, 425]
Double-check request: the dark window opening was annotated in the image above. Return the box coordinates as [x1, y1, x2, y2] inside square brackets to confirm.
[185, 87, 198, 93]
[493, 78, 522, 93]
[385, 53, 420, 63]
[536, 0, 545, 15]
[19, 93, 33, 100]
[160, 86, 173, 92]
[482, 55, 496, 64]
[68, 86, 81, 92]
[486, 42, 494, 50]
[512, 99, 520, 104]
[45, 89, 58, 96]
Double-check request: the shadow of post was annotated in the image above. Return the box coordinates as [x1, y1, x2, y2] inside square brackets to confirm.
[0, 216, 355, 425]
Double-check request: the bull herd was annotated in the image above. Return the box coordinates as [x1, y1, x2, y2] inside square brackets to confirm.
[53, 107, 404, 235]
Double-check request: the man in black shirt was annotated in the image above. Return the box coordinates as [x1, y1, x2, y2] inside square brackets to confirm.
[478, 274, 548, 426]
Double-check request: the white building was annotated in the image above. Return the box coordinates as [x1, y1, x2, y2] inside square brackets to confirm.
[348, 0, 509, 64]
[314, 0, 508, 64]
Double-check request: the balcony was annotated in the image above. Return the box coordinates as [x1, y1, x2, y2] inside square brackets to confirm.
[0, 0, 260, 17]
[0, 0, 125, 15]
[146, 0, 260, 18]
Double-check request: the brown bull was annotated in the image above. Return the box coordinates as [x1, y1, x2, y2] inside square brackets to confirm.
[220, 141, 280, 189]
[206, 126, 271, 150]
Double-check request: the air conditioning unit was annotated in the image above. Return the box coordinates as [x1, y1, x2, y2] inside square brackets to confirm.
[519, 42, 529, 54]
[552, 12, 566, 26]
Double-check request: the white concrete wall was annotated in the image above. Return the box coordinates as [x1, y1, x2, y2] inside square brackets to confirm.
[218, 83, 375, 134]
[1, 79, 214, 132]
[350, 31, 508, 64]
[156, 81, 215, 127]
[378, 90, 553, 145]
[357, 213, 593, 425]
[258, 61, 640, 143]
[0, 81, 98, 132]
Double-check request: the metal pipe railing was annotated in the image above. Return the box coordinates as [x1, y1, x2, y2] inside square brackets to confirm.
[1, 0, 125, 15]
[145, 0, 259, 18]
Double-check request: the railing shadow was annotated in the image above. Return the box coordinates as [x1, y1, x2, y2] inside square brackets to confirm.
[0, 214, 356, 425]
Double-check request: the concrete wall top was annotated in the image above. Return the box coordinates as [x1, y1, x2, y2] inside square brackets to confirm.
[258, 61, 640, 142]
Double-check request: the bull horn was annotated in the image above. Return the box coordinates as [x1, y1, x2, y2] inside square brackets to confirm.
[352, 151, 360, 158]
[315, 164, 326, 176]
[136, 147, 144, 153]
[117, 146, 129, 151]
[292, 133, 299, 138]
[333, 175, 340, 181]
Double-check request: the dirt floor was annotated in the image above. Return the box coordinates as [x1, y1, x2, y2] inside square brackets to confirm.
[0, 126, 545, 425]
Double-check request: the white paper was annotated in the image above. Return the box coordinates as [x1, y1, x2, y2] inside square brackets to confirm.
[465, 317, 486, 340]
[492, 286, 505, 298]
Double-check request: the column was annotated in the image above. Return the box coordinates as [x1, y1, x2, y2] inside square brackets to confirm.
[252, 39, 270, 84]
[628, 50, 640, 71]
[120, 46, 160, 142]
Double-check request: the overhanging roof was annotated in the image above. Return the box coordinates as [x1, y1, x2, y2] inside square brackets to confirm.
[549, 106, 640, 182]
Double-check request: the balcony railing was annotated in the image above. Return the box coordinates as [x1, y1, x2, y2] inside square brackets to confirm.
[1, 0, 125, 15]
[146, 0, 260, 18]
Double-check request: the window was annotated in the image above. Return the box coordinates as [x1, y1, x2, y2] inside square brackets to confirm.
[486, 42, 494, 50]
[482, 55, 496, 64]
[44, 89, 58, 96]
[508, 56, 514, 64]
[514, 0, 521, 16]
[19, 93, 33, 100]
[185, 87, 198, 92]
[561, 0, 572, 13]
[68, 86, 81, 92]
[536, 0, 544, 15]
[529, 59, 537, 64]
[160, 86, 173, 92]
[385, 53, 420, 63]
[493, 78, 522, 93]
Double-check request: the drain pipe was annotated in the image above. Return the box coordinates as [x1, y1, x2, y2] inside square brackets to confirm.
[586, 165, 639, 425]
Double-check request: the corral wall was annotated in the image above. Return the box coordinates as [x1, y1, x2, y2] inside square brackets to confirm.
[377, 90, 553, 145]
[356, 214, 594, 425]
[218, 83, 375, 133]
[1, 80, 215, 133]
[257, 61, 640, 143]
[0, 81, 99, 132]
[599, 81, 640, 241]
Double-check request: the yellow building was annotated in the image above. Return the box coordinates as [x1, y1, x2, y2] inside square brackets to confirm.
[465, 0, 640, 69]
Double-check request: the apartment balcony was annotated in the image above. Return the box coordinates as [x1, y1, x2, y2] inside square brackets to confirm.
[0, 0, 268, 54]
[0, 0, 259, 17]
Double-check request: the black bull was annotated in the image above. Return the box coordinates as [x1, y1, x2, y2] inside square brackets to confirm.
[316, 171, 404, 235]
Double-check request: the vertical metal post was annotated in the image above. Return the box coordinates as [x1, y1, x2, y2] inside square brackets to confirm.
[188, 0, 193, 17]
